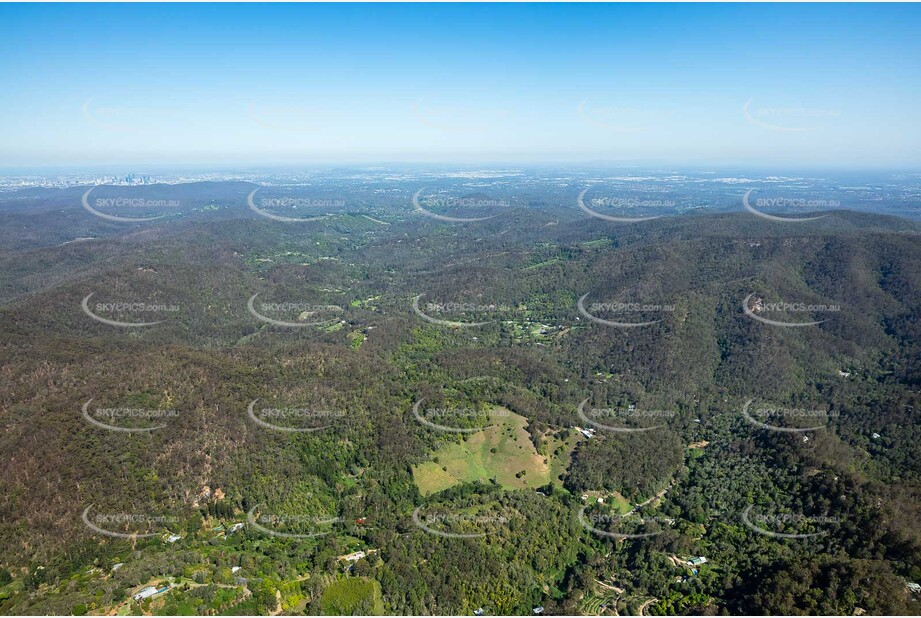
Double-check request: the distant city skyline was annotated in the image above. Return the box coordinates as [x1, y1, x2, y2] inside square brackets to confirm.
[1, 3, 919, 169]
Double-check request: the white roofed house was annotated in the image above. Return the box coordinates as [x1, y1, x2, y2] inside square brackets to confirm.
[132, 586, 158, 602]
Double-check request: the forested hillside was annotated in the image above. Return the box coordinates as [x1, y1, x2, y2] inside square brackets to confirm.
[1, 186, 919, 615]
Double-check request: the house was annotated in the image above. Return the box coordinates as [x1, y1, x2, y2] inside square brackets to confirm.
[687, 557, 708, 566]
[474, 609, 485, 616]
[906, 582, 921, 594]
[341, 551, 366, 562]
[872, 433, 882, 440]
[166, 534, 182, 543]
[227, 522, 245, 534]
[133, 586, 161, 602]
[111, 563, 124, 572]
[231, 566, 242, 574]
[533, 606, 545, 614]
[355, 517, 367, 525]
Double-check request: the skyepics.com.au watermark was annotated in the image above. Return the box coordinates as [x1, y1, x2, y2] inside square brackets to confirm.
[247, 399, 345, 433]
[81, 292, 178, 328]
[577, 188, 662, 223]
[412, 189, 509, 222]
[750, 512, 840, 526]
[424, 196, 510, 209]
[258, 197, 345, 209]
[412, 293, 509, 328]
[742, 189, 836, 223]
[588, 301, 676, 314]
[412, 398, 507, 433]
[247, 293, 343, 328]
[757, 301, 840, 314]
[741, 504, 839, 539]
[247, 187, 338, 223]
[743, 293, 840, 327]
[82, 506, 179, 539]
[82, 399, 177, 433]
[257, 301, 343, 314]
[81, 186, 179, 223]
[748, 406, 839, 421]
[753, 197, 840, 210]
[741, 398, 836, 433]
[578, 508, 673, 539]
[247, 505, 341, 538]
[424, 301, 512, 314]
[577, 399, 673, 433]
[93, 197, 179, 209]
[591, 197, 676, 209]
[585, 407, 677, 421]
[93, 301, 180, 314]
[743, 98, 841, 132]
[576, 100, 674, 132]
[257, 407, 345, 420]
[411, 100, 510, 133]
[578, 293, 673, 328]
[412, 506, 509, 538]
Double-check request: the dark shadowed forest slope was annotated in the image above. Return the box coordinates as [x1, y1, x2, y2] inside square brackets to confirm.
[1, 187, 920, 615]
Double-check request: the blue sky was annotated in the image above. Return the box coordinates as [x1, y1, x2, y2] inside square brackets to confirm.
[0, 3, 918, 169]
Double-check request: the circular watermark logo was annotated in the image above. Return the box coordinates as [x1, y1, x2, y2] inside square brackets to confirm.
[81, 98, 180, 133]
[81, 505, 178, 539]
[741, 504, 837, 539]
[81, 186, 177, 223]
[741, 398, 836, 433]
[577, 188, 662, 223]
[742, 292, 839, 327]
[577, 293, 672, 328]
[412, 189, 509, 222]
[577, 507, 671, 539]
[81, 398, 176, 433]
[412, 293, 509, 328]
[247, 102, 319, 133]
[246, 505, 341, 539]
[410, 100, 510, 133]
[742, 189, 831, 223]
[81, 292, 177, 328]
[246, 399, 344, 433]
[247, 188, 338, 223]
[411, 398, 507, 434]
[411, 505, 508, 539]
[576, 100, 673, 132]
[743, 98, 840, 133]
[247, 293, 343, 328]
[577, 399, 673, 433]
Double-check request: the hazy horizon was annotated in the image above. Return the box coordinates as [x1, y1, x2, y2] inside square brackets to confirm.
[2, 3, 919, 169]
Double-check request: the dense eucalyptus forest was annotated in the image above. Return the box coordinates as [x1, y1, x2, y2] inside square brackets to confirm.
[0, 180, 919, 616]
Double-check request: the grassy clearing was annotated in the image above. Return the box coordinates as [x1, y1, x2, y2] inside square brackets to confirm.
[540, 428, 582, 487]
[318, 577, 384, 615]
[413, 408, 551, 495]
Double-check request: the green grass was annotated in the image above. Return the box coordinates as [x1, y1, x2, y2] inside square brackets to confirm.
[412, 408, 551, 495]
[523, 257, 562, 270]
[318, 577, 384, 616]
[578, 239, 614, 249]
[541, 429, 582, 487]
